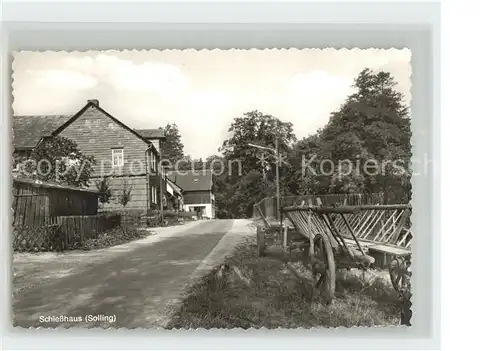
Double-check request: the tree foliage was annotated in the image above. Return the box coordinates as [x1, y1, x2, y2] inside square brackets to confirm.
[160, 123, 184, 165]
[118, 181, 133, 207]
[282, 133, 327, 196]
[219, 111, 296, 176]
[209, 111, 296, 218]
[23, 136, 96, 187]
[318, 68, 412, 203]
[211, 68, 412, 217]
[95, 177, 113, 204]
[177, 155, 205, 171]
[154, 69, 411, 218]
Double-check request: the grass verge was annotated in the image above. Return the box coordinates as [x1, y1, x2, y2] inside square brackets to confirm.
[168, 237, 402, 329]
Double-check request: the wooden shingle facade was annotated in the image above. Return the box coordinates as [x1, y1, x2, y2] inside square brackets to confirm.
[12, 100, 179, 212]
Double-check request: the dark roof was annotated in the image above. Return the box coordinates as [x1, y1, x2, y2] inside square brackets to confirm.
[12, 115, 72, 149]
[167, 170, 213, 192]
[13, 175, 101, 194]
[135, 128, 165, 139]
[12, 102, 159, 156]
[51, 101, 156, 153]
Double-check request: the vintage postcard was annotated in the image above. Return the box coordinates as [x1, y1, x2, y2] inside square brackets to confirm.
[11, 48, 413, 329]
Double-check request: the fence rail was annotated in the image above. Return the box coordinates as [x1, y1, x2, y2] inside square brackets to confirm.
[253, 193, 385, 220]
[283, 203, 412, 249]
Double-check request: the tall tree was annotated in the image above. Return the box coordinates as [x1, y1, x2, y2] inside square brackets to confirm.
[228, 170, 275, 218]
[219, 110, 296, 177]
[202, 69, 412, 218]
[160, 123, 184, 165]
[318, 68, 412, 203]
[283, 133, 329, 196]
[211, 111, 297, 218]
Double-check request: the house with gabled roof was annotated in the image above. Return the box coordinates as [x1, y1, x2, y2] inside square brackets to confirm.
[167, 170, 215, 219]
[133, 128, 165, 153]
[12, 99, 183, 212]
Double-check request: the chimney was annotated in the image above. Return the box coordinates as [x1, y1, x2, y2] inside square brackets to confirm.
[87, 99, 99, 107]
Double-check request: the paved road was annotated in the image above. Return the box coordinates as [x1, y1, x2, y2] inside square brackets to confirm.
[12, 219, 252, 328]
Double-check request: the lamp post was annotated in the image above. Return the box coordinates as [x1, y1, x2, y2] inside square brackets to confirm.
[248, 135, 281, 219]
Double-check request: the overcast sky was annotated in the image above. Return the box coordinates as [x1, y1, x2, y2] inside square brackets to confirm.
[13, 49, 411, 159]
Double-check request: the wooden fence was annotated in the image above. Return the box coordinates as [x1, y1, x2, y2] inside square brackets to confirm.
[12, 194, 49, 226]
[12, 225, 63, 252]
[12, 214, 121, 252]
[253, 193, 385, 220]
[12, 178, 99, 225]
[54, 214, 121, 245]
[11, 180, 116, 252]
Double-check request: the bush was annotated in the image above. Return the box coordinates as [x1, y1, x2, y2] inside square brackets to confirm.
[146, 209, 196, 218]
[95, 177, 113, 204]
[143, 210, 198, 227]
[103, 209, 195, 228]
[96, 213, 122, 232]
[116, 209, 145, 227]
[79, 225, 150, 250]
[144, 214, 163, 227]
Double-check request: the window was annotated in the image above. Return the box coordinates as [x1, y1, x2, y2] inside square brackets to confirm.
[151, 186, 157, 204]
[112, 149, 124, 168]
[151, 153, 157, 172]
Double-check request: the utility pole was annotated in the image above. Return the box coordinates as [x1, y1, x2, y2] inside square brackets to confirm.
[158, 145, 164, 224]
[248, 134, 281, 220]
[275, 134, 280, 220]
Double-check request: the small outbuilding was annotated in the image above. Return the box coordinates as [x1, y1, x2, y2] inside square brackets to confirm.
[12, 177, 101, 226]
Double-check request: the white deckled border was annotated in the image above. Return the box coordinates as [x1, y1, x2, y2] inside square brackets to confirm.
[1, 1, 440, 350]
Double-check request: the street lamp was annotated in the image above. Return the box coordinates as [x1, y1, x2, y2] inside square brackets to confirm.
[247, 143, 275, 153]
[248, 135, 281, 219]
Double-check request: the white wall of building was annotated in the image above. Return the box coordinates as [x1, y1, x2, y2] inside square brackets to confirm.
[184, 203, 214, 219]
[166, 182, 174, 195]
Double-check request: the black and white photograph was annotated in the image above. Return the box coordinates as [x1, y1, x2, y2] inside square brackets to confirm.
[11, 48, 414, 329]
